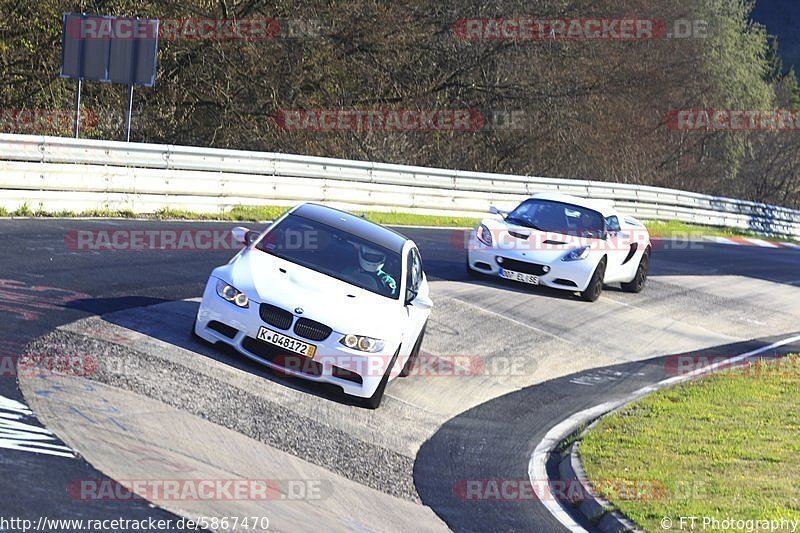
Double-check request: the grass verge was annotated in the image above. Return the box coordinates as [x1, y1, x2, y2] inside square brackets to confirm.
[3, 204, 480, 227]
[579, 355, 800, 531]
[644, 220, 798, 242]
[1, 203, 797, 242]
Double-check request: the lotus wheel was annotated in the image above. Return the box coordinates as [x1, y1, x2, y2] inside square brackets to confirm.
[621, 250, 650, 293]
[580, 258, 606, 302]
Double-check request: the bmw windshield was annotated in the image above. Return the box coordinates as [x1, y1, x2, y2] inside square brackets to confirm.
[255, 214, 402, 299]
[506, 199, 606, 239]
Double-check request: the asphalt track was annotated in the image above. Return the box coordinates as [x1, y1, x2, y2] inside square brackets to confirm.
[1, 218, 799, 532]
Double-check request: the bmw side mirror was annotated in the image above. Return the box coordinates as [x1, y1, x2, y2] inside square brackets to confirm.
[232, 227, 260, 246]
[245, 231, 260, 245]
[405, 288, 418, 305]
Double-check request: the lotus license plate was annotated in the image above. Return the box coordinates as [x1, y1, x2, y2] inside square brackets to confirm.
[500, 268, 540, 285]
[257, 326, 316, 358]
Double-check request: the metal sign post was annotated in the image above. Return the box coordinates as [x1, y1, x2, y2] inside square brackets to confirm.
[125, 85, 134, 142]
[73, 79, 82, 138]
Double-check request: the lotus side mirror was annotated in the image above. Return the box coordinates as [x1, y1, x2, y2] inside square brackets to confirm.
[489, 205, 508, 218]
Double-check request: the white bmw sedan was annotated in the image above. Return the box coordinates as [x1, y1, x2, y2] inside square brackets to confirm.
[466, 192, 651, 301]
[194, 203, 432, 408]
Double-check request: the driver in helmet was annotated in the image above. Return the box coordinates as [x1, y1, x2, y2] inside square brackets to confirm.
[350, 243, 398, 297]
[580, 210, 604, 238]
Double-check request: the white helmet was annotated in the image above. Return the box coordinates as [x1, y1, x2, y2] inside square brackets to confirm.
[358, 244, 385, 273]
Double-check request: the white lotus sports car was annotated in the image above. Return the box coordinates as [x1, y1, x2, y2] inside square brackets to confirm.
[194, 203, 432, 408]
[466, 193, 651, 301]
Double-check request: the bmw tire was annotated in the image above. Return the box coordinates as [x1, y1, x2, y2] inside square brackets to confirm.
[362, 348, 399, 409]
[400, 324, 426, 377]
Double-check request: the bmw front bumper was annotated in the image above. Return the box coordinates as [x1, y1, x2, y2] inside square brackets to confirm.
[193, 277, 396, 399]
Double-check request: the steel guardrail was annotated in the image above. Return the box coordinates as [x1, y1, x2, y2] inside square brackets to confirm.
[1, 133, 798, 237]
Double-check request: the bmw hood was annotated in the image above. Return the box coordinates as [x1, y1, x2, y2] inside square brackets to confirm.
[215, 249, 406, 340]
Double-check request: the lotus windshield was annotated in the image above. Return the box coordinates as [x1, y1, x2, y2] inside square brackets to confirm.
[255, 214, 402, 299]
[506, 199, 606, 239]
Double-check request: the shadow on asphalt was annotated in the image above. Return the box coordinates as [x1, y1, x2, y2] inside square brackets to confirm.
[415, 228, 800, 289]
[78, 297, 367, 409]
[65, 296, 168, 315]
[424, 256, 629, 302]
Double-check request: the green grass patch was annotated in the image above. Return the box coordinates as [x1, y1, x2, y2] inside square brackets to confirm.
[357, 210, 478, 227]
[0, 204, 479, 227]
[79, 208, 137, 219]
[579, 355, 800, 531]
[143, 205, 478, 226]
[12, 203, 34, 217]
[225, 205, 294, 222]
[644, 219, 798, 243]
[0, 204, 796, 241]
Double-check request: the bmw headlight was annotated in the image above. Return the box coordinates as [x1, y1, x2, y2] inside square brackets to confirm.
[215, 279, 249, 308]
[476, 224, 493, 246]
[562, 247, 590, 262]
[340, 334, 385, 353]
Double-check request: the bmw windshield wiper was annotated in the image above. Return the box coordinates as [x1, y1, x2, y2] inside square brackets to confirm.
[259, 246, 288, 261]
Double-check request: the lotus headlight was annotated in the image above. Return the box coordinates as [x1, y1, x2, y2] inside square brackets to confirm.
[340, 334, 385, 353]
[215, 279, 249, 308]
[476, 224, 493, 246]
[562, 247, 590, 262]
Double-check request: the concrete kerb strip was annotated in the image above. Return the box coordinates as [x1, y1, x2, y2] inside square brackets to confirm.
[16, 312, 451, 532]
[529, 333, 800, 533]
[19, 374, 448, 533]
[555, 423, 641, 532]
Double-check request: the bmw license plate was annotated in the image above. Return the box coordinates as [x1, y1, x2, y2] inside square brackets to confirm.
[500, 268, 540, 285]
[257, 326, 316, 358]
